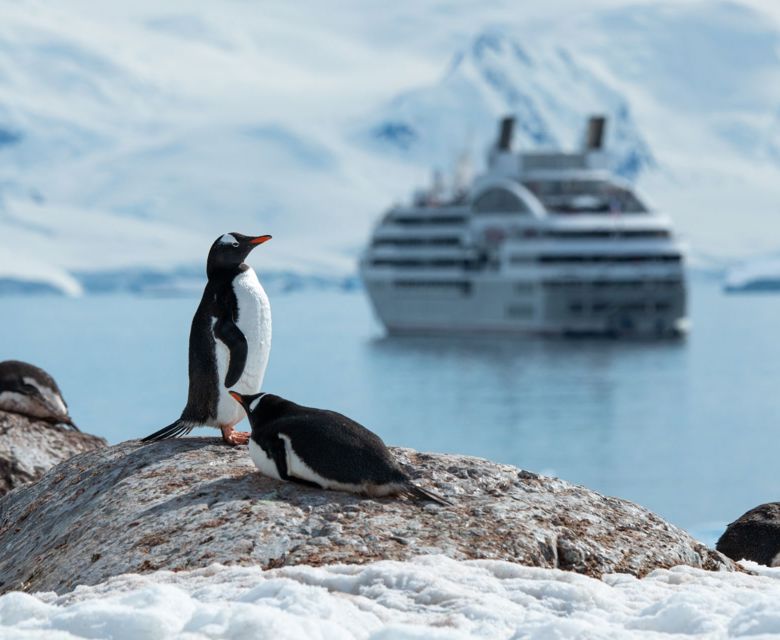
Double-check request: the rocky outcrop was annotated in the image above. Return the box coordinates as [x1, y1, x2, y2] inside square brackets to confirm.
[0, 411, 106, 496]
[0, 439, 733, 594]
[717, 503, 780, 566]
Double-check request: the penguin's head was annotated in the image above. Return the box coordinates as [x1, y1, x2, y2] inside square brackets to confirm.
[229, 390, 266, 417]
[0, 360, 74, 425]
[207, 233, 271, 275]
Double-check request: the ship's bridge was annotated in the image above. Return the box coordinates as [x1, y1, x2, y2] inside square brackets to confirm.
[522, 172, 649, 215]
[469, 177, 546, 219]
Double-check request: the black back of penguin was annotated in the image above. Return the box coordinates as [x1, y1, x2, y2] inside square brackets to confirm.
[250, 394, 408, 486]
[180, 276, 236, 423]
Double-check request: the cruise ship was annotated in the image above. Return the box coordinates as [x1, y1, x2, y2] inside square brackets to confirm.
[360, 116, 687, 336]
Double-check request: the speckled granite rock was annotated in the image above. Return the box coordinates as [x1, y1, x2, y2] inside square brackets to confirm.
[0, 411, 106, 496]
[717, 503, 780, 566]
[0, 439, 733, 593]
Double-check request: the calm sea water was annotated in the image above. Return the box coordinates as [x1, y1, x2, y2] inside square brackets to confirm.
[2, 277, 777, 540]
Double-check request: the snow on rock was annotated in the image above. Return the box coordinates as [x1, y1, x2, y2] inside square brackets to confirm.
[0, 411, 106, 496]
[0, 557, 778, 639]
[0, 439, 732, 595]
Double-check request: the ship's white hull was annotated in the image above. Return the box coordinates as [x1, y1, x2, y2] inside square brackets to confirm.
[360, 115, 688, 338]
[363, 274, 686, 336]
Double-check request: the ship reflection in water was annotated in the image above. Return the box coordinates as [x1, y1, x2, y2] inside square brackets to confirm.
[361, 115, 687, 337]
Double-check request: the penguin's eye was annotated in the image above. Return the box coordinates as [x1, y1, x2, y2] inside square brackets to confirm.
[231, 242, 239, 248]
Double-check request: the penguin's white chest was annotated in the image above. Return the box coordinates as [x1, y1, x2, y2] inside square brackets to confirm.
[214, 268, 272, 425]
[248, 439, 283, 480]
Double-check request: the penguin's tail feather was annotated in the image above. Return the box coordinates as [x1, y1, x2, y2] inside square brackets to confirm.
[404, 483, 454, 506]
[141, 419, 196, 443]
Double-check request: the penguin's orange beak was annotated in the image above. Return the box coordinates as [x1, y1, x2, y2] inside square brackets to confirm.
[229, 391, 244, 405]
[250, 235, 272, 245]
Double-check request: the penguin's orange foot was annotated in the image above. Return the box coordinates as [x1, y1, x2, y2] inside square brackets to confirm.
[220, 425, 250, 446]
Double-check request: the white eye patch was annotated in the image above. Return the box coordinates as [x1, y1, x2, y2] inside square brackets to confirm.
[22, 377, 67, 415]
[249, 394, 267, 412]
[219, 233, 238, 245]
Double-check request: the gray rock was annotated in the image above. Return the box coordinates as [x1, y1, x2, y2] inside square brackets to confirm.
[717, 503, 780, 566]
[0, 411, 106, 496]
[0, 439, 733, 594]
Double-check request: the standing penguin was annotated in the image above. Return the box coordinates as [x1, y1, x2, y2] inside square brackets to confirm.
[229, 391, 452, 505]
[142, 233, 272, 445]
[0, 360, 78, 429]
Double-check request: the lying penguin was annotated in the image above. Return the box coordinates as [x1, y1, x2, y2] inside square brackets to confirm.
[229, 391, 452, 505]
[143, 232, 272, 445]
[0, 360, 78, 429]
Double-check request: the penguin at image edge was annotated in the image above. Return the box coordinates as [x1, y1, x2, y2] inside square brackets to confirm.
[230, 390, 453, 505]
[142, 232, 272, 445]
[0, 360, 79, 429]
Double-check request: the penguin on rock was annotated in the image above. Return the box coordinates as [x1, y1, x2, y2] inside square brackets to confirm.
[142, 233, 272, 445]
[229, 391, 452, 505]
[0, 360, 78, 429]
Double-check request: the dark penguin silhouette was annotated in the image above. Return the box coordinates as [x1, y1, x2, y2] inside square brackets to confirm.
[142, 233, 272, 445]
[0, 360, 78, 429]
[230, 391, 452, 505]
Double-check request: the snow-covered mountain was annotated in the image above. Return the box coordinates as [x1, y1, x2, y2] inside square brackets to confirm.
[2, 0, 780, 294]
[361, 31, 654, 181]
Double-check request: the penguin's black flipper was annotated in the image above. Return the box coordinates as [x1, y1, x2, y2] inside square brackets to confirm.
[214, 314, 248, 388]
[403, 483, 453, 506]
[266, 436, 322, 489]
[141, 419, 194, 442]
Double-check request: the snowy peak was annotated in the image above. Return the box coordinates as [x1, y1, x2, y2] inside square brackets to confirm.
[363, 30, 654, 180]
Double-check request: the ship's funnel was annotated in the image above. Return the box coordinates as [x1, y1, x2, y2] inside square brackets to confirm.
[585, 115, 606, 150]
[497, 116, 515, 151]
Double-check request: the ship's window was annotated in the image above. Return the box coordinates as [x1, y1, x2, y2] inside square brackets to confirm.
[655, 301, 671, 311]
[593, 280, 645, 288]
[372, 258, 465, 268]
[394, 280, 471, 295]
[524, 180, 648, 214]
[537, 254, 681, 264]
[393, 215, 466, 225]
[547, 229, 669, 239]
[373, 237, 461, 247]
[569, 302, 584, 314]
[473, 188, 529, 214]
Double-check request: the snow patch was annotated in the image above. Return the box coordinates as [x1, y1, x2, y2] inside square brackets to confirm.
[1, 557, 780, 639]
